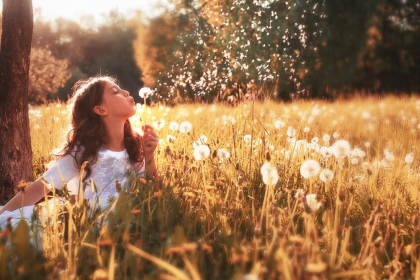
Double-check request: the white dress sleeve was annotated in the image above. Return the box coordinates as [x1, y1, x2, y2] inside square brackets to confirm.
[42, 153, 80, 190]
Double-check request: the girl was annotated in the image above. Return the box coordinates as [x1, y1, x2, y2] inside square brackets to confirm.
[0, 76, 159, 225]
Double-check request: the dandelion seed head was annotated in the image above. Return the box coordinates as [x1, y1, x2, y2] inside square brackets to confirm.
[261, 162, 279, 186]
[193, 145, 210, 160]
[331, 140, 351, 158]
[180, 122, 192, 133]
[319, 169, 334, 182]
[300, 159, 321, 179]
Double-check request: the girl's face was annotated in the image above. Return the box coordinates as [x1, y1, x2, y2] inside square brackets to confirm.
[95, 80, 137, 120]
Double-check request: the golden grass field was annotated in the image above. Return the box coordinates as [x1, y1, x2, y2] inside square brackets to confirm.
[1, 95, 420, 279]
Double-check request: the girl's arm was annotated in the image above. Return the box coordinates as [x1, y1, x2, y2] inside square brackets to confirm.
[142, 124, 160, 182]
[0, 177, 50, 215]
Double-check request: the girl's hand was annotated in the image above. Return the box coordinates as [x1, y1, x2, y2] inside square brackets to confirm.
[142, 124, 159, 157]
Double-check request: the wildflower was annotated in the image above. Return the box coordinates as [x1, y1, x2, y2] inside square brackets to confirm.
[193, 145, 210, 160]
[139, 87, 154, 98]
[331, 140, 351, 159]
[260, 162, 279, 186]
[404, 153, 414, 164]
[300, 160, 321, 179]
[274, 120, 285, 129]
[179, 122, 192, 133]
[319, 169, 334, 182]
[306, 194, 322, 212]
[217, 149, 230, 160]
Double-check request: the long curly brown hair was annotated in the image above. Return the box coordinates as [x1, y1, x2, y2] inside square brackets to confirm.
[57, 76, 144, 180]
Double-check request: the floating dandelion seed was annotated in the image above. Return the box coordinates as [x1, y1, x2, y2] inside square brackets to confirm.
[139, 87, 154, 98]
[404, 153, 414, 164]
[169, 121, 179, 131]
[260, 162, 279, 186]
[300, 159, 321, 179]
[331, 140, 351, 159]
[193, 145, 210, 160]
[319, 169, 334, 182]
[306, 194, 322, 212]
[179, 122, 192, 133]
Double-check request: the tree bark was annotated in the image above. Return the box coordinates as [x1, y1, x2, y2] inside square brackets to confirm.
[0, 0, 34, 205]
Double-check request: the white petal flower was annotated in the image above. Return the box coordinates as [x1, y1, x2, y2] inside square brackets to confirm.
[179, 122, 192, 133]
[306, 194, 322, 212]
[300, 160, 321, 179]
[260, 162, 279, 186]
[319, 169, 334, 182]
[331, 140, 351, 159]
[193, 145, 210, 160]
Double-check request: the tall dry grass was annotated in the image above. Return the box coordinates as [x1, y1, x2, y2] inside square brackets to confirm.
[1, 96, 420, 279]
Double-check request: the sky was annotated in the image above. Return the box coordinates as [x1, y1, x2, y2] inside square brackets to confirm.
[1, 0, 172, 23]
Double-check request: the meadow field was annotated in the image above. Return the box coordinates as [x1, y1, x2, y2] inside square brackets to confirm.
[1, 95, 420, 279]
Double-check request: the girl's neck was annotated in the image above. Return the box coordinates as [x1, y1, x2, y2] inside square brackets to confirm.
[103, 119, 126, 152]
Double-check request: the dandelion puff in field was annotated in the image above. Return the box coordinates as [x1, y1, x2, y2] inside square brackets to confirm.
[311, 137, 319, 144]
[304, 127, 310, 133]
[312, 107, 321, 116]
[333, 132, 340, 139]
[274, 120, 285, 129]
[384, 149, 395, 162]
[405, 153, 414, 164]
[365, 142, 371, 148]
[198, 135, 208, 144]
[179, 122, 192, 133]
[193, 145, 210, 160]
[319, 169, 334, 182]
[217, 149, 230, 160]
[287, 126, 296, 137]
[351, 158, 359, 165]
[244, 134, 252, 144]
[139, 87, 154, 98]
[300, 160, 321, 179]
[306, 194, 322, 212]
[323, 134, 330, 143]
[261, 162, 279, 186]
[320, 146, 333, 158]
[331, 140, 351, 159]
[169, 122, 179, 131]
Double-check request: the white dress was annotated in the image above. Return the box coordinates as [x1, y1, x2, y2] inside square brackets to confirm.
[0, 147, 145, 226]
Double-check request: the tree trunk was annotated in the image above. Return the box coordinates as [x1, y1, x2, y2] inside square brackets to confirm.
[0, 0, 33, 205]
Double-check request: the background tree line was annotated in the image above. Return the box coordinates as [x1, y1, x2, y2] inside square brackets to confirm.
[2, 0, 419, 104]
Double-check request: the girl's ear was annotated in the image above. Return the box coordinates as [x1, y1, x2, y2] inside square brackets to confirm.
[93, 105, 107, 116]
